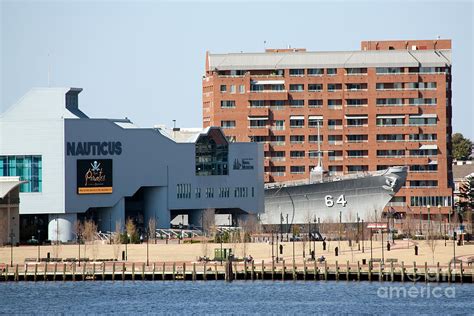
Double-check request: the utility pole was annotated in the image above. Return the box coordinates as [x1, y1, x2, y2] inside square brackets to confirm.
[338, 211, 342, 251]
[286, 214, 289, 242]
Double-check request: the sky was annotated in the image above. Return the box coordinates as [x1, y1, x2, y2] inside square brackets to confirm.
[1, 0, 473, 138]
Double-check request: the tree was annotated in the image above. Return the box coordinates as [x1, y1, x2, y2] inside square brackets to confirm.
[452, 133, 473, 161]
[83, 220, 98, 259]
[148, 218, 156, 244]
[456, 175, 474, 233]
[112, 221, 122, 260]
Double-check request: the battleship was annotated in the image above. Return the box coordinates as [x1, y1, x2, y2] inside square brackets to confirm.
[260, 122, 408, 225]
[261, 165, 407, 225]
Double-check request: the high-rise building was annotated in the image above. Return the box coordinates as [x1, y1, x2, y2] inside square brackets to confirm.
[203, 39, 453, 218]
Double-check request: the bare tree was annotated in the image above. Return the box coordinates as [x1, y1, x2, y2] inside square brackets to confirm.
[125, 218, 136, 243]
[112, 220, 122, 260]
[148, 218, 156, 244]
[426, 225, 438, 264]
[83, 220, 98, 260]
[0, 211, 8, 245]
[202, 208, 215, 237]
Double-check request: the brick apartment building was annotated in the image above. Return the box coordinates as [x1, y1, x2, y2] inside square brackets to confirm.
[202, 39, 453, 219]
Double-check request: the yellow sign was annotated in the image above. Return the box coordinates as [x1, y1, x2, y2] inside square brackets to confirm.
[78, 187, 113, 194]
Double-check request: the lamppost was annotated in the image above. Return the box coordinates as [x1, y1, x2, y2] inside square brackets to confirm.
[280, 213, 283, 242]
[292, 227, 295, 265]
[313, 216, 317, 258]
[438, 204, 442, 238]
[220, 231, 223, 266]
[427, 204, 431, 239]
[338, 211, 342, 251]
[37, 229, 41, 262]
[419, 209, 422, 235]
[286, 214, 289, 242]
[181, 214, 185, 242]
[308, 217, 311, 255]
[271, 231, 274, 264]
[146, 229, 149, 266]
[361, 219, 365, 253]
[357, 214, 360, 251]
[77, 231, 82, 266]
[9, 230, 14, 267]
[126, 233, 130, 261]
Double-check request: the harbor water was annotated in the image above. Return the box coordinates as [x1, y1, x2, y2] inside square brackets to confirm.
[0, 281, 472, 314]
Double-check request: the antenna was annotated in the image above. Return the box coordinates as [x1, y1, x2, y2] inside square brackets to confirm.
[264, 40, 267, 51]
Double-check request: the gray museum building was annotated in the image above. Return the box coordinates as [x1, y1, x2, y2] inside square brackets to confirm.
[0, 88, 264, 243]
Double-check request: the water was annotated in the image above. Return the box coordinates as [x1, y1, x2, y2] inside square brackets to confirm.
[0, 281, 472, 314]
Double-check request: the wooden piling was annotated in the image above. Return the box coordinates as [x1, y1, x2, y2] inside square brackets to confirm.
[303, 260, 307, 281]
[324, 261, 328, 280]
[14, 264, 18, 282]
[460, 262, 463, 284]
[293, 260, 296, 281]
[112, 262, 115, 281]
[448, 263, 452, 283]
[203, 263, 207, 281]
[23, 264, 27, 281]
[132, 263, 135, 281]
[34, 264, 38, 282]
[72, 263, 76, 281]
[63, 263, 66, 281]
[172, 262, 176, 281]
[234, 262, 237, 280]
[390, 262, 394, 282]
[271, 260, 275, 281]
[436, 262, 440, 282]
[251, 261, 255, 281]
[282, 260, 285, 281]
[162, 263, 165, 281]
[357, 261, 361, 281]
[92, 263, 96, 281]
[379, 263, 382, 282]
[122, 262, 125, 281]
[261, 260, 265, 280]
[44, 263, 47, 281]
[183, 263, 186, 281]
[152, 263, 156, 281]
[413, 262, 417, 283]
[401, 261, 405, 282]
[368, 262, 372, 281]
[214, 263, 218, 280]
[192, 263, 196, 281]
[314, 261, 318, 281]
[244, 261, 247, 280]
[424, 262, 428, 283]
[346, 261, 350, 281]
[82, 262, 86, 281]
[102, 263, 106, 281]
[53, 263, 58, 281]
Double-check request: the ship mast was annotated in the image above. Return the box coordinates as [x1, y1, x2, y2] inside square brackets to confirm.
[310, 119, 325, 182]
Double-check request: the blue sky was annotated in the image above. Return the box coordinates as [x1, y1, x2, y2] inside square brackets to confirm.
[1, 0, 473, 138]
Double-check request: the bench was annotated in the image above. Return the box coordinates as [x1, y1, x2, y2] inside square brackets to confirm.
[24, 258, 38, 263]
[386, 258, 398, 263]
[369, 258, 382, 263]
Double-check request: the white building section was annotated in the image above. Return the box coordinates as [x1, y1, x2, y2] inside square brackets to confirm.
[0, 88, 264, 242]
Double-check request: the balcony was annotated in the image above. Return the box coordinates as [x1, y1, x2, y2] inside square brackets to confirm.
[270, 172, 286, 177]
[248, 107, 269, 116]
[248, 91, 288, 101]
[270, 157, 286, 162]
[376, 106, 419, 115]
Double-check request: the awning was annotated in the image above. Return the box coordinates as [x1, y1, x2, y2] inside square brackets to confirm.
[308, 115, 323, 120]
[410, 114, 437, 118]
[290, 115, 305, 120]
[376, 115, 405, 119]
[419, 144, 438, 150]
[345, 115, 368, 119]
[251, 80, 285, 85]
[248, 116, 268, 121]
[0, 177, 26, 199]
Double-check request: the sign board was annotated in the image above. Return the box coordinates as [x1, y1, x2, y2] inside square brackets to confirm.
[367, 222, 388, 229]
[77, 159, 113, 194]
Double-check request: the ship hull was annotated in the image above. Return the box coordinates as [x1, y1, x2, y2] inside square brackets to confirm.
[262, 167, 407, 225]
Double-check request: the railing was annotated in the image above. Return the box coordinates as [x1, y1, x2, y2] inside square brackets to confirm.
[269, 106, 285, 110]
[290, 141, 304, 144]
[328, 125, 343, 130]
[328, 141, 343, 145]
[347, 140, 368, 143]
[290, 171, 305, 174]
[329, 156, 343, 161]
[270, 172, 285, 176]
[270, 157, 286, 162]
[251, 74, 284, 78]
[308, 89, 323, 92]
[270, 126, 285, 130]
[344, 89, 368, 91]
[250, 90, 287, 93]
[248, 125, 268, 129]
[328, 106, 343, 110]
[346, 156, 369, 159]
[289, 126, 304, 129]
[270, 141, 285, 146]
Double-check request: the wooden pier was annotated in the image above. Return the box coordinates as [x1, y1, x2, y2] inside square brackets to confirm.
[0, 261, 472, 283]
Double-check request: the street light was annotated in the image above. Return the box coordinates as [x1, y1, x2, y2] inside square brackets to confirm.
[146, 229, 149, 266]
[37, 229, 41, 262]
[77, 231, 82, 266]
[438, 204, 442, 238]
[220, 231, 223, 266]
[9, 230, 14, 267]
[427, 204, 431, 239]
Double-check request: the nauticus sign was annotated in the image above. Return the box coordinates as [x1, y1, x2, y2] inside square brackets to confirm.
[67, 141, 122, 156]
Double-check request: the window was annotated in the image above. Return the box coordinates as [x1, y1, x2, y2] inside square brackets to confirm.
[249, 136, 267, 143]
[327, 84, 341, 92]
[377, 134, 404, 142]
[347, 165, 368, 173]
[410, 196, 452, 207]
[346, 68, 367, 75]
[219, 187, 230, 198]
[347, 99, 367, 107]
[289, 99, 304, 107]
[290, 135, 304, 144]
[308, 84, 322, 92]
[409, 117, 437, 126]
[225, 136, 236, 142]
[409, 149, 438, 157]
[195, 188, 201, 198]
[271, 84, 285, 91]
[270, 135, 285, 145]
[221, 100, 236, 108]
[220, 85, 226, 92]
[377, 150, 405, 157]
[346, 83, 367, 90]
[376, 98, 403, 106]
[290, 117, 304, 128]
[309, 99, 323, 108]
[195, 129, 229, 176]
[290, 69, 304, 76]
[250, 84, 264, 92]
[376, 117, 404, 126]
[328, 119, 343, 129]
[347, 150, 368, 158]
[274, 120, 285, 130]
[409, 180, 438, 188]
[234, 187, 249, 198]
[410, 165, 438, 172]
[328, 135, 342, 144]
[177, 184, 191, 199]
[269, 100, 285, 109]
[327, 68, 337, 75]
[250, 100, 265, 107]
[0, 155, 42, 192]
[328, 99, 342, 107]
[347, 135, 368, 143]
[290, 166, 305, 174]
[409, 134, 437, 141]
[289, 84, 304, 92]
[239, 85, 245, 94]
[376, 83, 403, 90]
[347, 118, 368, 126]
[408, 98, 437, 106]
[205, 187, 215, 198]
[419, 67, 444, 74]
[308, 68, 323, 76]
[290, 151, 305, 158]
[230, 85, 236, 94]
[376, 67, 403, 74]
[249, 118, 267, 128]
[309, 135, 323, 143]
[308, 117, 323, 128]
[221, 120, 236, 129]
